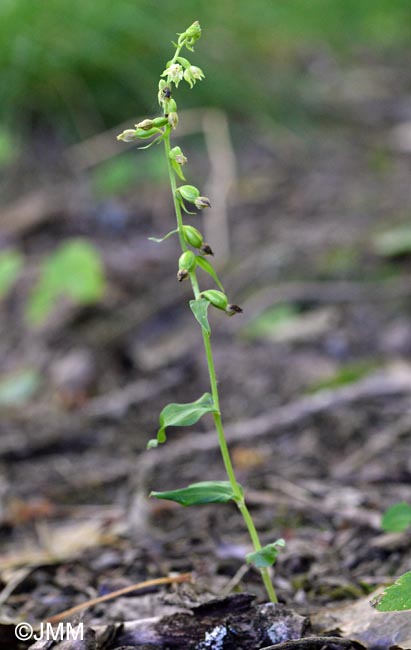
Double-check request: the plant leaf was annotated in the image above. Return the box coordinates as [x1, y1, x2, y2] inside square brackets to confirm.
[0, 249, 24, 298]
[150, 481, 242, 506]
[195, 256, 224, 291]
[246, 539, 286, 568]
[171, 158, 186, 180]
[382, 502, 411, 532]
[148, 229, 178, 243]
[148, 392, 215, 448]
[27, 239, 105, 325]
[373, 571, 411, 611]
[190, 298, 211, 334]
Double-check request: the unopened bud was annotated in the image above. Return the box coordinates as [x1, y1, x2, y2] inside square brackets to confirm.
[177, 185, 200, 203]
[201, 243, 214, 256]
[117, 129, 137, 142]
[177, 269, 189, 282]
[178, 250, 196, 272]
[182, 225, 203, 249]
[201, 290, 228, 311]
[195, 196, 211, 209]
[136, 119, 154, 130]
[226, 304, 243, 316]
[169, 146, 187, 165]
[168, 112, 179, 129]
[184, 21, 202, 42]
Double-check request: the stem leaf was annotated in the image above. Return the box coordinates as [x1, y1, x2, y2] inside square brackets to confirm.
[148, 229, 178, 243]
[171, 158, 186, 180]
[150, 480, 241, 506]
[373, 571, 411, 611]
[246, 539, 286, 568]
[190, 298, 211, 334]
[195, 256, 224, 291]
[148, 392, 215, 448]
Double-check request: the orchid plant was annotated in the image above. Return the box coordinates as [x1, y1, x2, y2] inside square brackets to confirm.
[118, 21, 283, 603]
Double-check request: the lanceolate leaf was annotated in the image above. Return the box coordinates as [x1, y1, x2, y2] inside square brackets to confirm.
[246, 539, 286, 569]
[190, 298, 211, 334]
[374, 571, 411, 611]
[382, 502, 411, 532]
[171, 158, 186, 180]
[195, 256, 224, 291]
[148, 229, 178, 243]
[147, 392, 215, 448]
[150, 481, 242, 506]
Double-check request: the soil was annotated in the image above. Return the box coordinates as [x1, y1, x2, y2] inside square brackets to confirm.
[0, 51, 411, 649]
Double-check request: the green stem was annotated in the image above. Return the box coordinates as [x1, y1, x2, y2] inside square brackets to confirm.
[164, 130, 277, 604]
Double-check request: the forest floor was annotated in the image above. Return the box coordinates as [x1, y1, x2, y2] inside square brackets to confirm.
[0, 50, 411, 649]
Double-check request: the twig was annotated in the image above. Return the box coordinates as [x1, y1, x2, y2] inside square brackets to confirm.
[46, 573, 192, 624]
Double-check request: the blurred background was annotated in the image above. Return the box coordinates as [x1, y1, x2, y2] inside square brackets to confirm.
[1, 0, 411, 617]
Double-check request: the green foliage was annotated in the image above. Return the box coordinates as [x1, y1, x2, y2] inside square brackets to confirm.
[3, 1, 411, 133]
[373, 226, 411, 258]
[246, 539, 286, 569]
[27, 239, 105, 324]
[0, 369, 40, 407]
[0, 249, 23, 298]
[190, 298, 211, 334]
[147, 392, 215, 448]
[373, 572, 411, 612]
[150, 481, 241, 506]
[243, 304, 300, 340]
[0, 127, 17, 165]
[307, 361, 377, 393]
[382, 502, 411, 533]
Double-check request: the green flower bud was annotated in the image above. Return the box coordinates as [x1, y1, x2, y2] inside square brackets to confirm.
[166, 98, 177, 113]
[185, 21, 201, 41]
[135, 119, 154, 130]
[168, 112, 179, 129]
[201, 290, 228, 311]
[195, 196, 211, 209]
[135, 127, 163, 139]
[182, 225, 203, 249]
[152, 116, 169, 127]
[177, 185, 200, 203]
[169, 146, 187, 165]
[178, 250, 196, 272]
[116, 129, 138, 142]
[136, 117, 168, 130]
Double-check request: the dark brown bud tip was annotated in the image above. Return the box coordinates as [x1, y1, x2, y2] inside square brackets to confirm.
[226, 304, 243, 316]
[177, 269, 189, 282]
[201, 243, 214, 256]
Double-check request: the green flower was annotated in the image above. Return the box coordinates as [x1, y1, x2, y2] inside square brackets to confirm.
[184, 65, 205, 88]
[162, 63, 184, 86]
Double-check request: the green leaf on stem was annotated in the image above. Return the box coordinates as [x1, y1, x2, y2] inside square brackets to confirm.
[373, 571, 411, 611]
[382, 502, 411, 532]
[171, 158, 186, 180]
[148, 229, 178, 243]
[190, 298, 211, 334]
[195, 256, 224, 291]
[150, 480, 241, 506]
[246, 539, 286, 568]
[147, 392, 215, 448]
